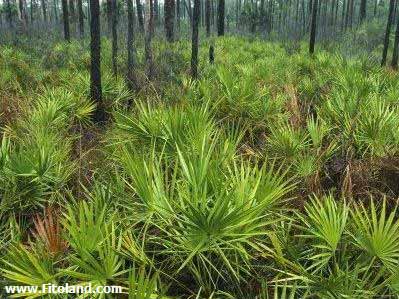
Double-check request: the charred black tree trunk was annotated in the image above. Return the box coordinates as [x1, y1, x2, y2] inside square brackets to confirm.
[126, 0, 137, 92]
[77, 0, 84, 37]
[136, 0, 145, 33]
[191, 0, 200, 78]
[309, 0, 318, 54]
[165, 0, 175, 42]
[217, 0, 224, 35]
[382, 0, 396, 66]
[90, 0, 106, 123]
[61, 0, 70, 41]
[111, 0, 118, 76]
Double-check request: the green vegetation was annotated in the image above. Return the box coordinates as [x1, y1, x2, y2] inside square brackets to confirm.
[1, 36, 399, 298]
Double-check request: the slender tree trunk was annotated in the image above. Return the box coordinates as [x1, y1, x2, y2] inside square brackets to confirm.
[191, 0, 200, 78]
[61, 0, 70, 41]
[111, 0, 118, 76]
[136, 0, 145, 33]
[90, 0, 105, 123]
[348, 0, 354, 29]
[359, 0, 366, 24]
[309, 0, 318, 54]
[145, 0, 154, 79]
[77, 0, 84, 37]
[54, 0, 58, 22]
[217, 0, 224, 35]
[6, 0, 14, 28]
[176, 0, 181, 31]
[126, 0, 137, 92]
[206, 0, 214, 63]
[106, 0, 112, 35]
[391, 4, 399, 68]
[334, 0, 339, 27]
[69, 0, 76, 35]
[41, 0, 47, 22]
[344, 0, 350, 30]
[30, 0, 34, 24]
[18, 0, 27, 29]
[184, 0, 193, 25]
[382, 0, 396, 66]
[165, 0, 175, 42]
[154, 0, 159, 25]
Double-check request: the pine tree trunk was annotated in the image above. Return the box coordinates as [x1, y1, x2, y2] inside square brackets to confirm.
[18, 0, 27, 29]
[77, 0, 84, 37]
[217, 0, 224, 35]
[145, 0, 154, 79]
[126, 0, 137, 92]
[136, 0, 145, 33]
[106, 0, 112, 35]
[309, 0, 317, 54]
[54, 0, 58, 22]
[154, 0, 159, 26]
[206, 0, 214, 63]
[191, 0, 200, 78]
[391, 11, 399, 69]
[69, 0, 76, 35]
[176, 0, 180, 31]
[90, 0, 105, 123]
[6, 0, 14, 28]
[111, 0, 118, 76]
[382, 0, 396, 66]
[61, 0, 70, 41]
[41, 0, 47, 22]
[359, 0, 366, 24]
[165, 0, 175, 42]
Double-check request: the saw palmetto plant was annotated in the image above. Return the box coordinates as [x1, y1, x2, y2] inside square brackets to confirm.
[1, 32, 399, 299]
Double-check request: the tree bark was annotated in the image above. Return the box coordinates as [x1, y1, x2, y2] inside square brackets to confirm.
[90, 0, 105, 123]
[111, 0, 118, 76]
[217, 0, 224, 35]
[176, 0, 180, 30]
[309, 0, 318, 54]
[126, 0, 137, 92]
[391, 5, 399, 69]
[145, 0, 154, 79]
[206, 0, 214, 63]
[136, 0, 145, 33]
[69, 0, 76, 34]
[77, 0, 84, 37]
[191, 0, 200, 78]
[61, 0, 70, 41]
[6, 0, 14, 29]
[382, 0, 396, 66]
[41, 0, 47, 22]
[106, 0, 112, 35]
[359, 0, 366, 24]
[165, 0, 175, 42]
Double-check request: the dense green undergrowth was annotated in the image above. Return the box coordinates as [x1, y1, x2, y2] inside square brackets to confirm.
[1, 37, 399, 298]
